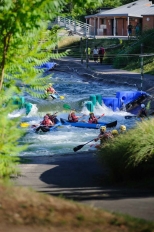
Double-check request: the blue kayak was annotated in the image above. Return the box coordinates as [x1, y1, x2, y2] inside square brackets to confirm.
[34, 119, 62, 132]
[60, 118, 117, 129]
[49, 121, 62, 131]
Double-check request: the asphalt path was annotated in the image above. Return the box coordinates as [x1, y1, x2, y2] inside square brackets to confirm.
[13, 152, 154, 222]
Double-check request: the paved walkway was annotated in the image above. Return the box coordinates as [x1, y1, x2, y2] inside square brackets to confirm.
[13, 153, 154, 222]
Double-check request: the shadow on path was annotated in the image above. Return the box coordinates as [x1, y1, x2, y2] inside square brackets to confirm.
[38, 153, 154, 202]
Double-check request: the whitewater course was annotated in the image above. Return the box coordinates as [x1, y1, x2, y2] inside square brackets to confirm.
[13, 58, 154, 222]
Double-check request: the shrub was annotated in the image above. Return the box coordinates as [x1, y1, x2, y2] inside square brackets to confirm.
[97, 118, 154, 182]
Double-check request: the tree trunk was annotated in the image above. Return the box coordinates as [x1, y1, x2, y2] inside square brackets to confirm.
[0, 34, 11, 91]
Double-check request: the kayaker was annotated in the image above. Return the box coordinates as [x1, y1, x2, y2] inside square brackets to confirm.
[88, 112, 98, 124]
[68, 111, 83, 122]
[45, 83, 57, 99]
[46, 113, 58, 124]
[111, 129, 119, 136]
[137, 104, 148, 120]
[119, 125, 126, 133]
[120, 99, 126, 111]
[94, 126, 113, 148]
[35, 115, 54, 132]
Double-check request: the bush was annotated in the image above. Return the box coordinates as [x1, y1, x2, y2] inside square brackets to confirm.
[97, 119, 154, 182]
[113, 29, 154, 73]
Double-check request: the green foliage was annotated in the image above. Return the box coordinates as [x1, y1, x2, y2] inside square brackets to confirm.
[63, 0, 104, 16]
[0, 89, 27, 178]
[3, 25, 67, 99]
[98, 119, 154, 182]
[0, 0, 67, 178]
[100, 0, 121, 7]
[113, 29, 154, 74]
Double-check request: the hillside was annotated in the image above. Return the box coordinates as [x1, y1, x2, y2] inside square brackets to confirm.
[58, 29, 154, 74]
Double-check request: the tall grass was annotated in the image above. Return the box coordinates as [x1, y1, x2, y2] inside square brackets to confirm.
[98, 118, 154, 182]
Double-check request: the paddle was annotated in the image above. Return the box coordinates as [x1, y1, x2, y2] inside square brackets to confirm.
[97, 114, 105, 119]
[56, 92, 64, 100]
[20, 122, 30, 128]
[73, 139, 95, 152]
[63, 104, 75, 110]
[125, 115, 137, 119]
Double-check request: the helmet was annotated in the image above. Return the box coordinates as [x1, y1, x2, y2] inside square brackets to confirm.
[100, 126, 106, 132]
[49, 83, 52, 86]
[71, 111, 75, 115]
[141, 104, 145, 108]
[120, 125, 126, 131]
[112, 130, 118, 135]
[89, 112, 94, 115]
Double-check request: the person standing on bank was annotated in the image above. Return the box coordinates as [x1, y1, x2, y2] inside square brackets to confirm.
[128, 23, 133, 39]
[85, 47, 91, 62]
[93, 46, 99, 63]
[98, 46, 105, 64]
[135, 23, 140, 38]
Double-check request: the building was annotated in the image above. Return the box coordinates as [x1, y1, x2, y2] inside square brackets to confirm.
[85, 0, 154, 37]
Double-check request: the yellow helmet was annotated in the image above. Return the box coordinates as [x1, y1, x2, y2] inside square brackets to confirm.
[120, 125, 126, 131]
[49, 83, 52, 86]
[100, 126, 106, 132]
[112, 129, 118, 135]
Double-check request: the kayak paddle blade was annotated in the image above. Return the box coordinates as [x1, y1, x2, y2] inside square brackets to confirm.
[73, 144, 84, 152]
[20, 122, 30, 128]
[63, 104, 71, 110]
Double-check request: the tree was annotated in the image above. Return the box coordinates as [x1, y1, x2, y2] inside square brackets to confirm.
[0, 0, 64, 178]
[62, 0, 104, 17]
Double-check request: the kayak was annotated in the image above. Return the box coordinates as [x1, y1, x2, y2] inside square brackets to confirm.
[44, 94, 58, 100]
[33, 119, 62, 132]
[60, 118, 117, 129]
[35, 62, 57, 71]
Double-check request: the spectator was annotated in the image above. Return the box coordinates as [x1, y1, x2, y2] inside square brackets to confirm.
[93, 46, 99, 63]
[128, 23, 133, 39]
[135, 23, 140, 38]
[85, 47, 91, 62]
[98, 46, 105, 64]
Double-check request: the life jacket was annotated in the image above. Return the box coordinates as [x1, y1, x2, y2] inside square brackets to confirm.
[100, 132, 113, 144]
[48, 115, 58, 124]
[47, 87, 55, 94]
[88, 116, 98, 124]
[48, 115, 55, 121]
[68, 113, 78, 122]
[41, 118, 52, 126]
